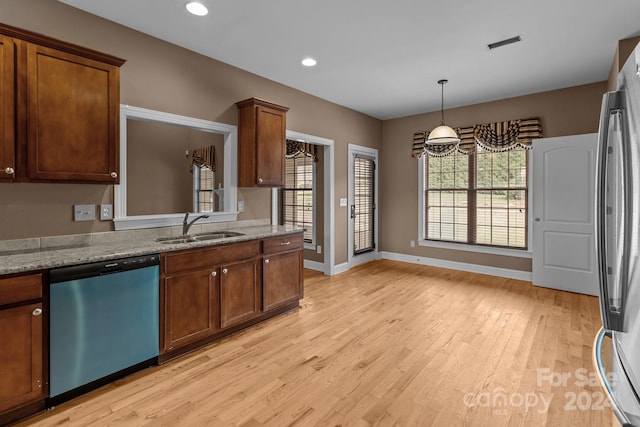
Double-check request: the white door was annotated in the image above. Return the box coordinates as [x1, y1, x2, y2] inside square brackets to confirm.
[532, 133, 599, 296]
[348, 144, 379, 267]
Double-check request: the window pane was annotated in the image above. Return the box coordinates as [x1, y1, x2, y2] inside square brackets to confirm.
[280, 153, 315, 243]
[508, 150, 527, 187]
[424, 147, 527, 249]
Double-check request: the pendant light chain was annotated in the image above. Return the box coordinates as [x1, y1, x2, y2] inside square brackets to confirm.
[438, 79, 447, 125]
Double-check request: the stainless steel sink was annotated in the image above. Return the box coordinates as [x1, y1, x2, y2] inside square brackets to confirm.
[193, 231, 245, 241]
[155, 235, 196, 244]
[155, 231, 244, 244]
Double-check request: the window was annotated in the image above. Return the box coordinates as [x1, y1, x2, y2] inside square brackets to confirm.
[422, 146, 528, 249]
[279, 154, 315, 243]
[193, 166, 214, 213]
[353, 155, 376, 254]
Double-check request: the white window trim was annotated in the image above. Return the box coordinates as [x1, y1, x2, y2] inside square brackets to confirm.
[417, 153, 533, 260]
[114, 105, 238, 230]
[271, 130, 336, 275]
[348, 144, 379, 267]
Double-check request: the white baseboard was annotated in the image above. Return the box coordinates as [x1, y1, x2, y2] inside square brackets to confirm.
[380, 251, 532, 282]
[303, 259, 325, 272]
[334, 262, 349, 275]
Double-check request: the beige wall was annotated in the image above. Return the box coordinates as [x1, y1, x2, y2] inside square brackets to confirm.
[0, 0, 619, 272]
[380, 82, 607, 272]
[0, 0, 381, 266]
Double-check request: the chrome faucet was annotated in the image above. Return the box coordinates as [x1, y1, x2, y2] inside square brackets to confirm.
[183, 213, 209, 236]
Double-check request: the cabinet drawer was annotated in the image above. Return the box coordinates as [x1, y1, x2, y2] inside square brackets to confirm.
[163, 241, 261, 275]
[262, 234, 303, 254]
[0, 273, 42, 306]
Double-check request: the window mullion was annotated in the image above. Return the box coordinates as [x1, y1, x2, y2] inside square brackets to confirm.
[468, 153, 477, 244]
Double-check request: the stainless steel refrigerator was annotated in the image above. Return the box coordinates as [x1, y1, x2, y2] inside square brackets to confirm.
[594, 41, 640, 426]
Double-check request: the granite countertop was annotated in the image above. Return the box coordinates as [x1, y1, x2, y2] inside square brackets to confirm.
[0, 225, 303, 276]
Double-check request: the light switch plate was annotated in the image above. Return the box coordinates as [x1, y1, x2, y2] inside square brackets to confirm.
[237, 200, 245, 213]
[100, 204, 113, 220]
[74, 204, 95, 221]
[339, 198, 348, 207]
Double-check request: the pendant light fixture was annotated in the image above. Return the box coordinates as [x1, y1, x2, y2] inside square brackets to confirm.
[426, 79, 460, 146]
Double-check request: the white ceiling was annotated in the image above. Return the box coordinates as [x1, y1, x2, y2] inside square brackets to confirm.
[58, 0, 640, 120]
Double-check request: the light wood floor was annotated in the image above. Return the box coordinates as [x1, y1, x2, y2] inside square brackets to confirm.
[19, 260, 612, 426]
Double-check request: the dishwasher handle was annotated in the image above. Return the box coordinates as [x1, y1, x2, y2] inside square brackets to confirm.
[50, 254, 160, 283]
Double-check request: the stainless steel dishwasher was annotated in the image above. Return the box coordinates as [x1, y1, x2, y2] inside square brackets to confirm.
[48, 254, 160, 404]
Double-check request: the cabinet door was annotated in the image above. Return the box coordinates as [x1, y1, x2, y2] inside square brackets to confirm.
[220, 259, 260, 329]
[25, 43, 119, 183]
[0, 303, 43, 413]
[163, 269, 219, 352]
[263, 250, 303, 312]
[0, 35, 15, 182]
[255, 106, 285, 187]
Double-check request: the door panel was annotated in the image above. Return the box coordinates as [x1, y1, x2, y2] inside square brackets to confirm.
[532, 133, 598, 295]
[220, 259, 260, 329]
[348, 144, 379, 267]
[0, 303, 43, 412]
[0, 35, 15, 182]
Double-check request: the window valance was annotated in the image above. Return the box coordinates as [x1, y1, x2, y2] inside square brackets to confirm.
[412, 117, 542, 158]
[190, 145, 216, 172]
[286, 139, 318, 161]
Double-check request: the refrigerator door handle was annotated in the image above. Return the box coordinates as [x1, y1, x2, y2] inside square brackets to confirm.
[596, 91, 628, 331]
[593, 328, 640, 427]
[593, 328, 628, 425]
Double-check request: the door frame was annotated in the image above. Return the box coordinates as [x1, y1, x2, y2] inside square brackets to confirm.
[348, 143, 379, 268]
[272, 130, 335, 276]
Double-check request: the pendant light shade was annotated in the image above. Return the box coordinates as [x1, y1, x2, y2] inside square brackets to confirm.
[426, 79, 460, 146]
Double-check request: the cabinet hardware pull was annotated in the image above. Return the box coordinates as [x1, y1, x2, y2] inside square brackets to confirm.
[222, 268, 228, 274]
[4, 166, 14, 175]
[280, 241, 291, 246]
[211, 271, 217, 277]
[32, 308, 43, 316]
[264, 259, 270, 264]
[110, 171, 118, 178]
[258, 178, 263, 184]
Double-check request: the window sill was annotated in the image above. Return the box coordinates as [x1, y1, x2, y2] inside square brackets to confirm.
[113, 212, 239, 231]
[304, 242, 316, 251]
[418, 239, 532, 259]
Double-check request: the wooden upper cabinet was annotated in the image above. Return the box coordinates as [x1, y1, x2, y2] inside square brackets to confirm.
[25, 44, 120, 183]
[0, 22, 125, 184]
[236, 98, 288, 187]
[0, 35, 15, 182]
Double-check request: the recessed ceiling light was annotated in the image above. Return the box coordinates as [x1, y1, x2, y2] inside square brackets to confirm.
[301, 57, 317, 67]
[186, 2, 208, 16]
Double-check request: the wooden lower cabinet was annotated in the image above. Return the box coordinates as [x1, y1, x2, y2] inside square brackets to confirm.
[220, 258, 261, 329]
[0, 272, 45, 422]
[262, 234, 304, 312]
[162, 268, 219, 352]
[263, 250, 303, 312]
[160, 234, 303, 360]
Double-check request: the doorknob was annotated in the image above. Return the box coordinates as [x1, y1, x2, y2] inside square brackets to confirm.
[534, 218, 541, 222]
[350, 205, 356, 219]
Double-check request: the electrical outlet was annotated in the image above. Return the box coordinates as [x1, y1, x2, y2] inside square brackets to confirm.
[100, 204, 113, 220]
[74, 204, 95, 221]
[316, 245, 322, 254]
[237, 200, 245, 213]
[410, 240, 415, 248]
